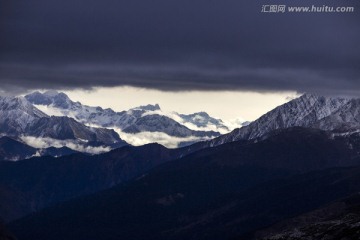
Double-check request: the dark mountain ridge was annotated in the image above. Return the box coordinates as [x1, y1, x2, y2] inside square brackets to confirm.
[9, 158, 360, 240]
[2, 127, 360, 223]
[0, 137, 36, 161]
[0, 136, 80, 161]
[254, 193, 360, 240]
[0, 143, 178, 222]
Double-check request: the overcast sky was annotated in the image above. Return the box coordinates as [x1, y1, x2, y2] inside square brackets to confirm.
[1, 0, 359, 119]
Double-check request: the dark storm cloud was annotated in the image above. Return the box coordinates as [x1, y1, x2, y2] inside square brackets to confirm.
[1, 0, 360, 94]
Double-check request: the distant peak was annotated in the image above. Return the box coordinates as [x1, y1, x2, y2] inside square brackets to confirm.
[41, 91, 70, 100]
[194, 111, 209, 117]
[25, 91, 71, 108]
[136, 104, 161, 111]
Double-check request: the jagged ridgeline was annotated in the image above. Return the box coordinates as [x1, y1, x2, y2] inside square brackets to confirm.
[24, 91, 247, 147]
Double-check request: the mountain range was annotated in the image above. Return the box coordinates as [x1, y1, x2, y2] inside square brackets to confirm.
[2, 92, 360, 160]
[0, 95, 127, 154]
[7, 127, 360, 240]
[23, 92, 360, 150]
[0, 91, 239, 158]
[25, 91, 245, 147]
[202, 94, 360, 147]
[4, 92, 360, 239]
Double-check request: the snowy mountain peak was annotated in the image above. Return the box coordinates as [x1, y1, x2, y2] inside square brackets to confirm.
[294, 93, 351, 121]
[134, 104, 161, 111]
[0, 96, 48, 132]
[178, 111, 229, 132]
[25, 91, 72, 109]
[207, 93, 354, 147]
[196, 111, 210, 117]
[0, 96, 34, 109]
[0, 96, 38, 132]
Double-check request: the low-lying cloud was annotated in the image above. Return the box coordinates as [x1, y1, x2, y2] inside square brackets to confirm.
[114, 129, 211, 148]
[21, 136, 111, 154]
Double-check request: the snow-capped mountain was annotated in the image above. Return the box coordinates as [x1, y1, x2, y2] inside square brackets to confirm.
[311, 98, 360, 132]
[26, 91, 133, 128]
[175, 112, 230, 133]
[0, 96, 127, 153]
[123, 114, 219, 138]
[0, 96, 48, 134]
[207, 93, 353, 146]
[25, 91, 245, 147]
[27, 116, 121, 144]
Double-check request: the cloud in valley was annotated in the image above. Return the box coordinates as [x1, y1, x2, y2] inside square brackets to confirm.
[114, 129, 211, 148]
[21, 136, 111, 154]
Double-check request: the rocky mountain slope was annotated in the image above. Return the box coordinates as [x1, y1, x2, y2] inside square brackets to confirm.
[206, 94, 354, 147]
[0, 97, 47, 135]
